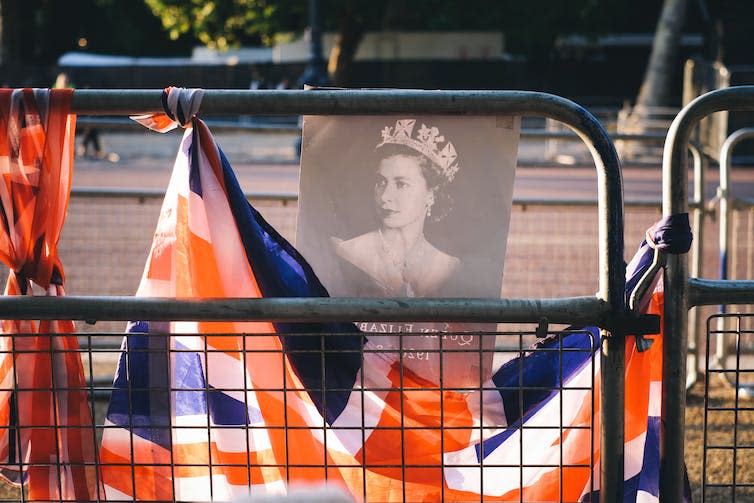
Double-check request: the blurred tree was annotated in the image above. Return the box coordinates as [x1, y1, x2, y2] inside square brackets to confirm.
[0, 0, 196, 68]
[634, 0, 688, 109]
[1, 0, 745, 88]
[143, 0, 307, 50]
[1, 0, 84, 66]
[81, 0, 198, 56]
[141, 0, 707, 86]
[141, 0, 609, 85]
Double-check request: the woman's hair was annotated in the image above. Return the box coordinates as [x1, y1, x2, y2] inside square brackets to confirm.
[374, 143, 453, 222]
[372, 119, 460, 223]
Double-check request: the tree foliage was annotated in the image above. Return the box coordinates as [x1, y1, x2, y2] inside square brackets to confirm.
[635, 0, 688, 108]
[143, 0, 308, 49]
[0, 0, 197, 67]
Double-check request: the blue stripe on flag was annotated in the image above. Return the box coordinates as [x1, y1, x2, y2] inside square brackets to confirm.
[106, 321, 173, 450]
[188, 127, 203, 196]
[208, 389, 250, 425]
[580, 417, 689, 502]
[491, 329, 597, 429]
[636, 415, 661, 498]
[173, 346, 209, 417]
[216, 145, 363, 424]
[162, 341, 259, 425]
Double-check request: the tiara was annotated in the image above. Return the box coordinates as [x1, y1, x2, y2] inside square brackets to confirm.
[376, 119, 459, 182]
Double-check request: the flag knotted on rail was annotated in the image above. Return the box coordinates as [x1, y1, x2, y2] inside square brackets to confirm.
[102, 86, 687, 502]
[0, 88, 99, 501]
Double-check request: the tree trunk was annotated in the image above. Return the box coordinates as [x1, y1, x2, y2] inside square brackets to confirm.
[618, 0, 687, 159]
[327, 0, 366, 86]
[0, 0, 20, 66]
[635, 0, 688, 109]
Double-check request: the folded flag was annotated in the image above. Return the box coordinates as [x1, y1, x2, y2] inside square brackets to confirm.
[0, 88, 99, 501]
[102, 87, 687, 502]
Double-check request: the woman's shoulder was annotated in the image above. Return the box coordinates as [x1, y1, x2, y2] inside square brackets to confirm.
[331, 231, 379, 261]
[424, 243, 460, 270]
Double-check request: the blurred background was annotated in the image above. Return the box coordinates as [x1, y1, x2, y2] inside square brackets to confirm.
[0, 0, 751, 108]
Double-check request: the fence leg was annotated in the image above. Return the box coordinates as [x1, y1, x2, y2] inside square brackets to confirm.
[600, 328, 625, 503]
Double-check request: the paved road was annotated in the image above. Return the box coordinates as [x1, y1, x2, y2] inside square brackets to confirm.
[54, 127, 754, 340]
[74, 129, 754, 203]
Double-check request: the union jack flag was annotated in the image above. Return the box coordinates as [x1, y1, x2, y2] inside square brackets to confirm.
[0, 88, 99, 501]
[100, 87, 685, 502]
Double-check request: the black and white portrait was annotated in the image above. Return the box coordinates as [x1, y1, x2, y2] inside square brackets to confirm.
[296, 115, 520, 385]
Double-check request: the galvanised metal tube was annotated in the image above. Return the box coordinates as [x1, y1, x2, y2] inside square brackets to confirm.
[687, 142, 705, 388]
[689, 278, 754, 306]
[662, 85, 754, 503]
[0, 295, 609, 325]
[71, 186, 299, 202]
[69, 88, 626, 502]
[71, 186, 670, 209]
[714, 129, 754, 369]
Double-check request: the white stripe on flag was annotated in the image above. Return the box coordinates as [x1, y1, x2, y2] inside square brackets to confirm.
[174, 473, 284, 501]
[188, 191, 212, 243]
[328, 345, 392, 456]
[196, 144, 258, 298]
[625, 430, 649, 481]
[648, 380, 662, 417]
[444, 355, 596, 496]
[103, 484, 133, 501]
[467, 386, 507, 442]
[637, 488, 660, 503]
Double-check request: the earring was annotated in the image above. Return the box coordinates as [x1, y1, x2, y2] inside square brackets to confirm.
[426, 206, 432, 217]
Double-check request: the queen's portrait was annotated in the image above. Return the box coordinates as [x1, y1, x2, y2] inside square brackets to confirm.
[330, 119, 461, 298]
[296, 114, 519, 385]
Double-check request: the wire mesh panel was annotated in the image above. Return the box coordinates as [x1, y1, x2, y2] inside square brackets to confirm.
[702, 313, 754, 503]
[0, 327, 598, 503]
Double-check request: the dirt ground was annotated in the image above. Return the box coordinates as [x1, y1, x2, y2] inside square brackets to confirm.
[686, 376, 754, 503]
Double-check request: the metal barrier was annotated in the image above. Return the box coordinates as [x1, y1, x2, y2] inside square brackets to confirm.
[664, 86, 754, 502]
[711, 128, 754, 381]
[702, 313, 754, 502]
[0, 89, 657, 502]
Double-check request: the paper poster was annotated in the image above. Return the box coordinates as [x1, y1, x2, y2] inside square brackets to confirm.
[296, 115, 520, 386]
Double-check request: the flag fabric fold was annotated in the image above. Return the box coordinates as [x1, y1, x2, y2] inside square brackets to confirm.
[0, 88, 99, 501]
[103, 86, 687, 502]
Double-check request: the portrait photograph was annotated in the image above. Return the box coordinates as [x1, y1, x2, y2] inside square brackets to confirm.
[296, 114, 520, 386]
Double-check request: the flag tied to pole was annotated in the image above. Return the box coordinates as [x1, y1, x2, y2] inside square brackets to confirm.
[0, 88, 99, 501]
[101, 87, 688, 502]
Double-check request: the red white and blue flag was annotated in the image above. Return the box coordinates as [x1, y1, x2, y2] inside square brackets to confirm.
[101, 87, 686, 502]
[0, 88, 99, 501]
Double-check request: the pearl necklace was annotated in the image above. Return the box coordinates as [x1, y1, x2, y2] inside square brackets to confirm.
[377, 228, 425, 296]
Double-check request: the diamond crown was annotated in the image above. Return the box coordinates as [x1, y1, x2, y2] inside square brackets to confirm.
[376, 119, 459, 182]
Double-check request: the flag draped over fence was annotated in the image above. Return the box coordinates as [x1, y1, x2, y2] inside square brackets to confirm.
[0, 88, 99, 501]
[102, 87, 688, 502]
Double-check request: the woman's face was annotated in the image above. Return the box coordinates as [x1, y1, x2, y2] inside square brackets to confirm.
[374, 154, 434, 229]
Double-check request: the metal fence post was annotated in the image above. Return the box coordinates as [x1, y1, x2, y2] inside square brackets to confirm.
[687, 142, 706, 388]
[662, 85, 754, 502]
[714, 128, 754, 379]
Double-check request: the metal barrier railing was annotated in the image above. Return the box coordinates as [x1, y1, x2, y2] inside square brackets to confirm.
[664, 85, 754, 502]
[711, 128, 754, 383]
[702, 313, 754, 502]
[0, 88, 659, 502]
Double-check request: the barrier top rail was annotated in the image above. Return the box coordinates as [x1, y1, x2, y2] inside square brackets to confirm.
[661, 85, 754, 503]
